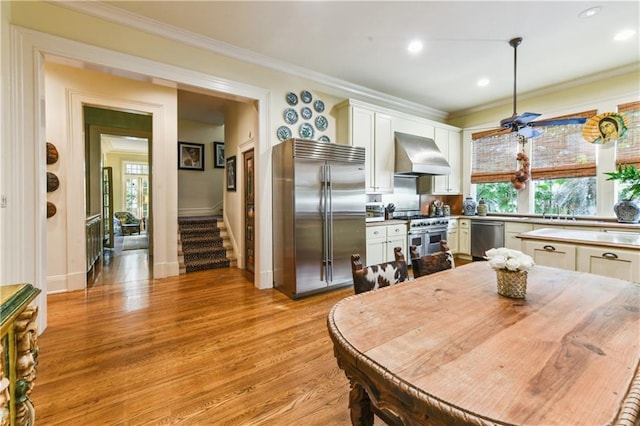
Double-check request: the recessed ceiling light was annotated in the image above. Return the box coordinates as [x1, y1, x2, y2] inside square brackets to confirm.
[614, 29, 636, 41]
[578, 6, 601, 19]
[477, 78, 490, 87]
[407, 40, 423, 54]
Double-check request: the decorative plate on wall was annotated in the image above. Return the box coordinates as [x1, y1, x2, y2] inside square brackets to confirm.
[299, 123, 315, 139]
[284, 108, 299, 125]
[286, 92, 298, 106]
[47, 202, 57, 218]
[301, 107, 312, 120]
[46, 142, 59, 165]
[314, 100, 325, 113]
[300, 90, 312, 104]
[277, 126, 293, 141]
[315, 115, 328, 131]
[319, 135, 331, 143]
[47, 172, 59, 192]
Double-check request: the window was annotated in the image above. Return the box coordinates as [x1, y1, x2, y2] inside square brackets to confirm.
[123, 162, 149, 221]
[530, 112, 597, 216]
[472, 110, 598, 215]
[471, 132, 520, 213]
[471, 132, 519, 184]
[533, 178, 596, 216]
[615, 101, 640, 200]
[476, 183, 517, 213]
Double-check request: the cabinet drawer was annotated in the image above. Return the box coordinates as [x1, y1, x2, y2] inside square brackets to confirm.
[366, 226, 386, 240]
[386, 225, 407, 236]
[577, 246, 640, 282]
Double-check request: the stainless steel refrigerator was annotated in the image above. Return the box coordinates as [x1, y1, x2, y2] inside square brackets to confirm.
[272, 138, 366, 299]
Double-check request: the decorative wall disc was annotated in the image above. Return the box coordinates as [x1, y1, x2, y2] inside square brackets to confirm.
[47, 202, 57, 218]
[46, 142, 59, 164]
[47, 172, 60, 192]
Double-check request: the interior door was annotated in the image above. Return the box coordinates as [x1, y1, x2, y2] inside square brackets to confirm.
[102, 167, 114, 248]
[244, 149, 255, 273]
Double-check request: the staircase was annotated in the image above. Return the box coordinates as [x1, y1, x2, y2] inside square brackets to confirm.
[178, 216, 236, 274]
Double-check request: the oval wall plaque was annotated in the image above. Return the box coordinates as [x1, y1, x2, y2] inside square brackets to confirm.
[46, 142, 59, 164]
[47, 172, 60, 192]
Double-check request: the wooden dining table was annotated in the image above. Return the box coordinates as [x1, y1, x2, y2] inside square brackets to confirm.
[327, 262, 640, 426]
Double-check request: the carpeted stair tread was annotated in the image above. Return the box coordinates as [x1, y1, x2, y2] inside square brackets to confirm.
[178, 216, 230, 273]
[181, 233, 223, 244]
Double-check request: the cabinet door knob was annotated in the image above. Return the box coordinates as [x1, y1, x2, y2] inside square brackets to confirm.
[602, 252, 618, 259]
[543, 245, 556, 251]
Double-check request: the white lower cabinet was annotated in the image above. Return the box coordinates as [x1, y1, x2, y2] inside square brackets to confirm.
[505, 222, 533, 251]
[458, 219, 471, 255]
[577, 246, 640, 282]
[523, 240, 577, 270]
[366, 224, 408, 265]
[447, 219, 459, 254]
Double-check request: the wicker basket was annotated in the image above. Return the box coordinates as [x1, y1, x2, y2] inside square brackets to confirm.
[496, 269, 527, 299]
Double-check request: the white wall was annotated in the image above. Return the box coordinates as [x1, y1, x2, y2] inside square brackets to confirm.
[450, 72, 640, 217]
[44, 61, 179, 293]
[178, 119, 225, 217]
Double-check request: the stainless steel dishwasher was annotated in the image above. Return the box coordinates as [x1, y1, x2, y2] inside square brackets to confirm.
[471, 221, 505, 260]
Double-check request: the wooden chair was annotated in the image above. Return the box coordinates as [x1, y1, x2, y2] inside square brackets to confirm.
[409, 240, 455, 278]
[351, 247, 409, 294]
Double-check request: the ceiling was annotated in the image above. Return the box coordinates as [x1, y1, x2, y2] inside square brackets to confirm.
[93, 0, 639, 122]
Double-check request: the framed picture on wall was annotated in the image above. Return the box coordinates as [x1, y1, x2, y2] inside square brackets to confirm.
[226, 156, 237, 191]
[178, 141, 205, 171]
[214, 142, 225, 168]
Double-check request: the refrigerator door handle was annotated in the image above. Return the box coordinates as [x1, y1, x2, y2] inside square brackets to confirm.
[327, 164, 333, 282]
[321, 164, 330, 281]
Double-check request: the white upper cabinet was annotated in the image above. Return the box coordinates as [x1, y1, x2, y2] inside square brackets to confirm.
[337, 99, 460, 194]
[431, 128, 462, 194]
[337, 104, 394, 193]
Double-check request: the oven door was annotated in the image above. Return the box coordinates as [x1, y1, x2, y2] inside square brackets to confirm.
[426, 228, 448, 254]
[407, 231, 426, 263]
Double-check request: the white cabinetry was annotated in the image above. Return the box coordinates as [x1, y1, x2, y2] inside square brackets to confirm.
[337, 99, 461, 194]
[458, 219, 471, 255]
[430, 128, 462, 194]
[366, 224, 408, 265]
[336, 104, 393, 193]
[577, 246, 640, 282]
[447, 219, 459, 254]
[505, 222, 533, 251]
[523, 240, 577, 270]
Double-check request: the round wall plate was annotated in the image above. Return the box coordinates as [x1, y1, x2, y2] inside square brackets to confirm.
[47, 172, 60, 192]
[46, 142, 59, 164]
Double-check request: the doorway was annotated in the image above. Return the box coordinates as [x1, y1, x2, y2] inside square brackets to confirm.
[244, 149, 255, 273]
[85, 112, 152, 287]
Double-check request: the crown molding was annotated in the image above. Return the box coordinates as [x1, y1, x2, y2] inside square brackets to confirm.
[52, 1, 448, 122]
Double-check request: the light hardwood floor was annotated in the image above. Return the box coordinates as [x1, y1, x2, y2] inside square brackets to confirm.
[33, 248, 360, 425]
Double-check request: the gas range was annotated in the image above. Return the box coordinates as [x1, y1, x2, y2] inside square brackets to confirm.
[408, 216, 449, 229]
[393, 212, 449, 229]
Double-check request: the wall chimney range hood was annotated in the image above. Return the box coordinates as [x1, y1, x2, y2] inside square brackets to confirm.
[394, 131, 451, 176]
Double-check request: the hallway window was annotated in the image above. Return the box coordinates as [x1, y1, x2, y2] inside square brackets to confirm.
[124, 162, 149, 222]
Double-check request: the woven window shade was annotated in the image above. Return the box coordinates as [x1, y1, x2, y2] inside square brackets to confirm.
[531, 111, 597, 180]
[471, 133, 519, 183]
[616, 101, 640, 167]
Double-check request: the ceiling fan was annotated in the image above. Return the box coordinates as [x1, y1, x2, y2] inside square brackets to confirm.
[486, 37, 587, 139]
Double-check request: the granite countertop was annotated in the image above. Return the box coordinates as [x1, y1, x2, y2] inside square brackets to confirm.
[464, 214, 640, 230]
[366, 219, 408, 227]
[517, 228, 640, 250]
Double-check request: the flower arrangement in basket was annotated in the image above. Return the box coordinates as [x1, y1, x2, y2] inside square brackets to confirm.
[485, 248, 534, 299]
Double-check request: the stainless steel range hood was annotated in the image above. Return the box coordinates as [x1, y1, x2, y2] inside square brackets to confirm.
[394, 131, 450, 176]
